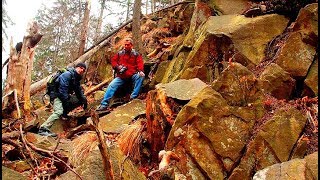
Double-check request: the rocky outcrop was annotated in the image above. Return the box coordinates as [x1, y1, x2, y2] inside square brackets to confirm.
[213, 0, 250, 15]
[165, 82, 264, 179]
[99, 99, 146, 133]
[161, 14, 289, 84]
[258, 63, 296, 100]
[253, 152, 318, 180]
[229, 106, 307, 179]
[2, 166, 27, 180]
[303, 55, 318, 96]
[274, 3, 317, 78]
[212, 62, 265, 107]
[146, 78, 208, 161]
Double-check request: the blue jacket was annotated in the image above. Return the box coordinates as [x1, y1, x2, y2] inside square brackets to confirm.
[55, 67, 85, 103]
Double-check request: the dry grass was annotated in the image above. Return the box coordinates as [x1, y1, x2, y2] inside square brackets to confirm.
[69, 131, 99, 166]
[117, 120, 146, 162]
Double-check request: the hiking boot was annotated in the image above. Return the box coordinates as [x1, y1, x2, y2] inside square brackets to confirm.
[96, 105, 110, 112]
[38, 128, 57, 137]
[38, 131, 57, 137]
[61, 115, 70, 121]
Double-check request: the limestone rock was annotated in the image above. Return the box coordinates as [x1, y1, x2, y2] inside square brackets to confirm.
[259, 63, 296, 100]
[99, 99, 146, 133]
[229, 106, 307, 179]
[213, 0, 250, 15]
[253, 152, 318, 180]
[149, 61, 170, 88]
[166, 86, 261, 178]
[146, 78, 208, 160]
[162, 14, 289, 84]
[275, 31, 316, 77]
[212, 62, 264, 108]
[2, 166, 27, 180]
[156, 78, 208, 100]
[275, 3, 318, 78]
[206, 14, 288, 65]
[303, 56, 318, 96]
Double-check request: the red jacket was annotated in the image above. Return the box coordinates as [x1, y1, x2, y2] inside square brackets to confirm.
[111, 49, 144, 79]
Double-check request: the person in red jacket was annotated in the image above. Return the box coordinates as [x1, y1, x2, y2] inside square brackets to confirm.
[96, 38, 145, 111]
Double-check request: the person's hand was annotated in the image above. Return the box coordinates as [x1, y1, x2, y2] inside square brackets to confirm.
[116, 65, 127, 74]
[138, 71, 145, 77]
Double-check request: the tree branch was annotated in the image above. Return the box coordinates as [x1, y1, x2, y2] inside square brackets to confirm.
[91, 109, 114, 180]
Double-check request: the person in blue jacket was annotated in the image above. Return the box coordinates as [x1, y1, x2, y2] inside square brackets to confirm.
[38, 63, 88, 137]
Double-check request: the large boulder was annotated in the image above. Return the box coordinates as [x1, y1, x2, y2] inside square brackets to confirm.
[161, 14, 289, 84]
[303, 56, 318, 96]
[205, 14, 288, 65]
[146, 78, 207, 160]
[155, 78, 208, 100]
[229, 106, 307, 179]
[99, 99, 146, 133]
[213, 0, 250, 15]
[166, 85, 263, 179]
[274, 31, 316, 77]
[275, 3, 318, 78]
[253, 152, 318, 180]
[183, 0, 213, 48]
[2, 166, 27, 180]
[258, 63, 296, 100]
[212, 62, 264, 109]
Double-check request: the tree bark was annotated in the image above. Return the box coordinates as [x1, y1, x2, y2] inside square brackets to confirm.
[94, 0, 106, 43]
[126, 0, 132, 21]
[145, 0, 149, 14]
[151, 0, 155, 12]
[132, 0, 143, 53]
[3, 22, 42, 119]
[78, 0, 91, 56]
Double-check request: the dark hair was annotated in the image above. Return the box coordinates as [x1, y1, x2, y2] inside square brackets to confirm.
[75, 62, 87, 70]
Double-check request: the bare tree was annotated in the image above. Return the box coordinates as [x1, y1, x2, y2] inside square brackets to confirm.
[3, 21, 42, 120]
[2, 0, 13, 52]
[145, 0, 149, 14]
[132, 0, 143, 54]
[94, 0, 106, 43]
[78, 0, 91, 56]
[126, 0, 132, 21]
[151, 0, 155, 12]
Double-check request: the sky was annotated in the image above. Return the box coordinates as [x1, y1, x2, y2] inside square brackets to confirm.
[2, 0, 49, 80]
[3, 0, 49, 61]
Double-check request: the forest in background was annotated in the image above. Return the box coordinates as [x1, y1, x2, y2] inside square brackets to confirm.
[2, 0, 179, 83]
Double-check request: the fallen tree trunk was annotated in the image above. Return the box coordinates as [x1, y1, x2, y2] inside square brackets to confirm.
[84, 77, 112, 96]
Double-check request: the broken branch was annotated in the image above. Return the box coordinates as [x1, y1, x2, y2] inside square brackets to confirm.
[84, 77, 112, 96]
[91, 109, 114, 180]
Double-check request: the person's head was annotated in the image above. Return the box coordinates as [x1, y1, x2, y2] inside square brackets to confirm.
[124, 37, 133, 51]
[75, 63, 87, 75]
